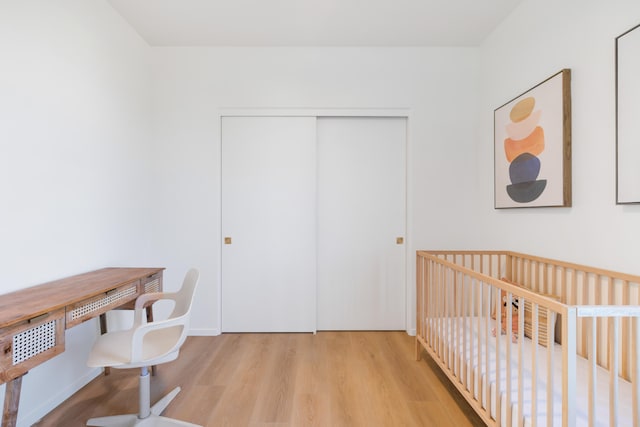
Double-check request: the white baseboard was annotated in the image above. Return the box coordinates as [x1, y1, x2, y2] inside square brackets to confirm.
[189, 327, 221, 336]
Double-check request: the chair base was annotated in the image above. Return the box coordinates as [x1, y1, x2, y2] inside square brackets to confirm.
[86, 414, 200, 426]
[87, 386, 200, 427]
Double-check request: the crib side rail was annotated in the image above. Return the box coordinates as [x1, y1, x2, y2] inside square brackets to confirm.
[506, 252, 640, 381]
[416, 251, 572, 426]
[420, 249, 640, 379]
[416, 251, 640, 427]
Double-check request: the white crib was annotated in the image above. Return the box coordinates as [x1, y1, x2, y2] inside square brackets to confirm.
[415, 250, 640, 427]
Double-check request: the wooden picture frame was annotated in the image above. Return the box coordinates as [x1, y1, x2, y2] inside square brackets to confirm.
[616, 23, 640, 204]
[494, 69, 572, 209]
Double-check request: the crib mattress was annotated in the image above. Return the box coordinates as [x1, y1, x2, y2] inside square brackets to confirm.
[425, 316, 633, 427]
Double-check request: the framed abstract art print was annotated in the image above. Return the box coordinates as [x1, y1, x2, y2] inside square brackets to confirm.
[494, 69, 571, 209]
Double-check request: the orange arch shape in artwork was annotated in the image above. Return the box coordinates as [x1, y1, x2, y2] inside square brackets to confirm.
[504, 126, 545, 162]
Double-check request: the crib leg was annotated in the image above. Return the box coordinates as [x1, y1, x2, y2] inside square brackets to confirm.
[415, 339, 422, 361]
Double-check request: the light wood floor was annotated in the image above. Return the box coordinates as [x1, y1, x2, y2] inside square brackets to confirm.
[34, 332, 484, 426]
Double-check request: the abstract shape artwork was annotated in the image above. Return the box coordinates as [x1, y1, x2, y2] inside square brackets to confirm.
[504, 98, 546, 203]
[494, 69, 572, 209]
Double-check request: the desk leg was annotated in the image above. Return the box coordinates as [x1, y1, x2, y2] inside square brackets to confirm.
[146, 306, 157, 376]
[99, 313, 110, 376]
[2, 375, 23, 427]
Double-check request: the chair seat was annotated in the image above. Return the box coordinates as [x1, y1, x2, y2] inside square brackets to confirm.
[88, 324, 183, 368]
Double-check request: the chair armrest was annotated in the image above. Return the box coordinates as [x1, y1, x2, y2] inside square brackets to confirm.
[135, 292, 167, 310]
[132, 291, 177, 325]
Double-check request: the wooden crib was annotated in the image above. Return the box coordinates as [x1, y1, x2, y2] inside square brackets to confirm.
[415, 250, 640, 427]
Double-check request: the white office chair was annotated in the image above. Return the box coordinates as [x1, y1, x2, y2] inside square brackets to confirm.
[86, 268, 201, 427]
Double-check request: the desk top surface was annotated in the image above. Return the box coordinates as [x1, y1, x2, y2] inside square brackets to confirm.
[0, 267, 164, 329]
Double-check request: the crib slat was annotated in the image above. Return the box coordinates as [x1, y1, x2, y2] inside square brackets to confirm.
[455, 271, 460, 380]
[446, 268, 450, 364]
[458, 271, 463, 384]
[433, 261, 438, 352]
[448, 268, 452, 369]
[458, 271, 463, 379]
[547, 307, 555, 427]
[502, 254, 507, 282]
[416, 256, 422, 359]
[428, 261, 433, 351]
[418, 258, 422, 350]
[435, 262, 439, 334]
[436, 263, 440, 348]
[432, 262, 437, 353]
[495, 285, 502, 426]
[563, 307, 577, 427]
[461, 273, 466, 385]
[467, 276, 472, 392]
[551, 264, 557, 298]
[531, 302, 539, 427]
[588, 316, 597, 427]
[596, 273, 611, 367]
[622, 280, 630, 381]
[451, 270, 456, 374]
[443, 267, 447, 368]
[485, 282, 491, 419]
[566, 268, 582, 305]
[518, 300, 524, 427]
[442, 265, 446, 359]
[441, 266, 446, 364]
[608, 275, 615, 305]
[506, 292, 513, 425]
[451, 269, 456, 373]
[633, 317, 639, 427]
[610, 317, 619, 427]
[476, 280, 482, 404]
[425, 259, 429, 347]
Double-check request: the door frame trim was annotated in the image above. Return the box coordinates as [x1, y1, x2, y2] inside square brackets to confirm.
[218, 108, 415, 335]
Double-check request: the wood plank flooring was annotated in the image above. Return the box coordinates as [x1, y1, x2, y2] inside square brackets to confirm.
[34, 332, 484, 426]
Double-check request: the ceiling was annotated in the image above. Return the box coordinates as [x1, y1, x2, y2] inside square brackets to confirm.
[106, 0, 524, 47]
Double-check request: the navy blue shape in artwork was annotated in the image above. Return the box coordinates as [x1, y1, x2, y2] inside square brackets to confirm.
[506, 180, 547, 203]
[509, 153, 540, 185]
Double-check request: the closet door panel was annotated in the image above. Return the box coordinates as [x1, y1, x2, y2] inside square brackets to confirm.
[317, 117, 407, 330]
[221, 116, 316, 332]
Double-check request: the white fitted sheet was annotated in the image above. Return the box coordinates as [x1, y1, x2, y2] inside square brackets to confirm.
[426, 316, 633, 426]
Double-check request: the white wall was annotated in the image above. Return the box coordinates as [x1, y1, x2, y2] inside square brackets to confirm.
[477, 0, 640, 274]
[149, 47, 481, 335]
[0, 1, 151, 425]
[10, 0, 639, 424]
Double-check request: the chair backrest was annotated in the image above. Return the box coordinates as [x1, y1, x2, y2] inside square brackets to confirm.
[169, 267, 199, 319]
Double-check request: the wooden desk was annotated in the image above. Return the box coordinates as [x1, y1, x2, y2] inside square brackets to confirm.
[0, 267, 164, 427]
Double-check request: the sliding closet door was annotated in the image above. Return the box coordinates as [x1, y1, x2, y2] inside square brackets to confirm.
[221, 116, 316, 332]
[317, 117, 407, 330]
